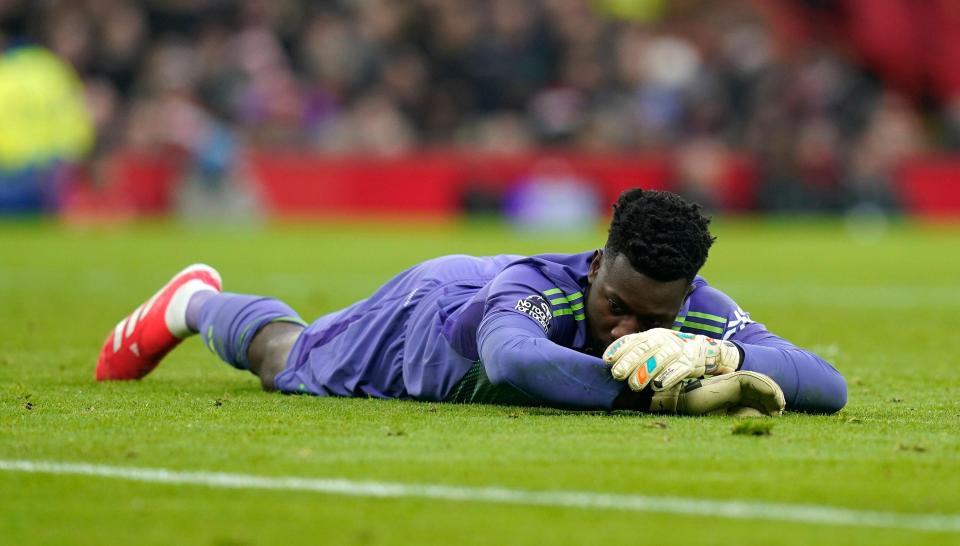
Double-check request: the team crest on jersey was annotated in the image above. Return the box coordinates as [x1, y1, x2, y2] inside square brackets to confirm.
[515, 294, 552, 333]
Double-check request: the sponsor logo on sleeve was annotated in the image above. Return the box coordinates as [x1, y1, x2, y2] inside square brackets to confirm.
[515, 294, 552, 333]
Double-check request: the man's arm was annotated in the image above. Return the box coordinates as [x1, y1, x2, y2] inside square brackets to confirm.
[685, 285, 847, 414]
[477, 309, 623, 410]
[732, 326, 846, 414]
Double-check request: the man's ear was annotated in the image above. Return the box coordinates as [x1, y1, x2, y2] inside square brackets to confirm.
[588, 249, 603, 284]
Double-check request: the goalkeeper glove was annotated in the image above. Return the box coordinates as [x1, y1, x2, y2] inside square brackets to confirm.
[647, 371, 785, 416]
[604, 328, 741, 392]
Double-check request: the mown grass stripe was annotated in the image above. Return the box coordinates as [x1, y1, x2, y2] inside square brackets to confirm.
[2, 460, 959, 533]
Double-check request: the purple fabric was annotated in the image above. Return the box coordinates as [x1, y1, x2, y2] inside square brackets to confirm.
[275, 255, 523, 398]
[197, 293, 304, 370]
[185, 290, 216, 333]
[272, 251, 846, 413]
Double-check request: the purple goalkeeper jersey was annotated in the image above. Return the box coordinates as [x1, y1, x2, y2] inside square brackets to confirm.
[274, 252, 846, 413]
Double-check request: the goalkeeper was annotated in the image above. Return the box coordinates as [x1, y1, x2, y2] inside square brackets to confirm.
[94, 189, 846, 414]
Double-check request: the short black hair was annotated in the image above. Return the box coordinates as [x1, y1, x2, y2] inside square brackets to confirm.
[604, 189, 715, 282]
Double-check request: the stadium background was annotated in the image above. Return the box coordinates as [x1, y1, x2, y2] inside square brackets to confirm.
[2, 0, 960, 220]
[4, 2, 960, 545]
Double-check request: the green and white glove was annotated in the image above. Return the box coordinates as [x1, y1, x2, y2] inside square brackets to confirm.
[647, 371, 785, 416]
[604, 328, 741, 392]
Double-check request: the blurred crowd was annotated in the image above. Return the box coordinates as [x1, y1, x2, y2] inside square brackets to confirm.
[2, 0, 959, 212]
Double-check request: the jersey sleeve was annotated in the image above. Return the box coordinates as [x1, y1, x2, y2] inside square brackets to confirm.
[475, 264, 623, 410]
[680, 285, 847, 414]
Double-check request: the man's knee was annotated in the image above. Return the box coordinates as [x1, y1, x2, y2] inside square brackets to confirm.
[248, 322, 303, 391]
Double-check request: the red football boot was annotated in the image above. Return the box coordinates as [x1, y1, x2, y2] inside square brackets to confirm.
[96, 264, 222, 381]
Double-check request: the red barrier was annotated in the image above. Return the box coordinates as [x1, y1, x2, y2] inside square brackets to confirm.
[450, 151, 673, 205]
[61, 149, 762, 217]
[61, 149, 183, 219]
[246, 150, 684, 215]
[898, 158, 960, 216]
[247, 152, 462, 215]
[54, 148, 960, 217]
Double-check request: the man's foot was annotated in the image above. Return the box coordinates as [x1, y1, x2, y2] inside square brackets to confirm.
[96, 264, 222, 381]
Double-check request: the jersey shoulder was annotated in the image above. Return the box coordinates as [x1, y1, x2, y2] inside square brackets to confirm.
[675, 277, 755, 340]
[487, 254, 591, 346]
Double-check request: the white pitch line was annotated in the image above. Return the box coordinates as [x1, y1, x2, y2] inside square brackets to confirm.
[2, 459, 959, 534]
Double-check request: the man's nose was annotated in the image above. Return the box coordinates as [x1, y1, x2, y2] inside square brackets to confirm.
[610, 317, 640, 341]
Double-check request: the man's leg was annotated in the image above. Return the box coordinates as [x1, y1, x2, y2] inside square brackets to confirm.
[191, 290, 306, 389]
[97, 264, 306, 390]
[245, 323, 303, 391]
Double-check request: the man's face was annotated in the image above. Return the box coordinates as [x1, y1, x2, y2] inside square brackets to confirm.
[584, 250, 691, 355]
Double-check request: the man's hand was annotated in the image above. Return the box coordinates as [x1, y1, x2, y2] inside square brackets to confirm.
[646, 371, 786, 416]
[604, 328, 741, 392]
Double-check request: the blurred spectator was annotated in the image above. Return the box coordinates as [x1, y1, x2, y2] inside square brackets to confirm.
[2, 0, 960, 213]
[843, 92, 926, 211]
[504, 159, 601, 231]
[674, 137, 730, 212]
[0, 46, 93, 213]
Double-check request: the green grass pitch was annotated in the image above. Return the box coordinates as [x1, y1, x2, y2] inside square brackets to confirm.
[1, 218, 959, 545]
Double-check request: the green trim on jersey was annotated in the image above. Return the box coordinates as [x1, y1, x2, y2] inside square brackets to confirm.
[686, 311, 726, 323]
[675, 317, 724, 334]
[543, 288, 586, 321]
[548, 291, 583, 304]
[552, 308, 587, 321]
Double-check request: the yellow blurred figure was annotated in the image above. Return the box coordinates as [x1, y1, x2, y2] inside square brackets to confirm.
[595, 0, 665, 22]
[0, 46, 93, 171]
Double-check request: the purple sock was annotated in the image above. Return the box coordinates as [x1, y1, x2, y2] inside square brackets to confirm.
[196, 293, 306, 370]
[186, 290, 217, 332]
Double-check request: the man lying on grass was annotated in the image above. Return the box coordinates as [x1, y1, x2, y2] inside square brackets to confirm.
[95, 189, 846, 415]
